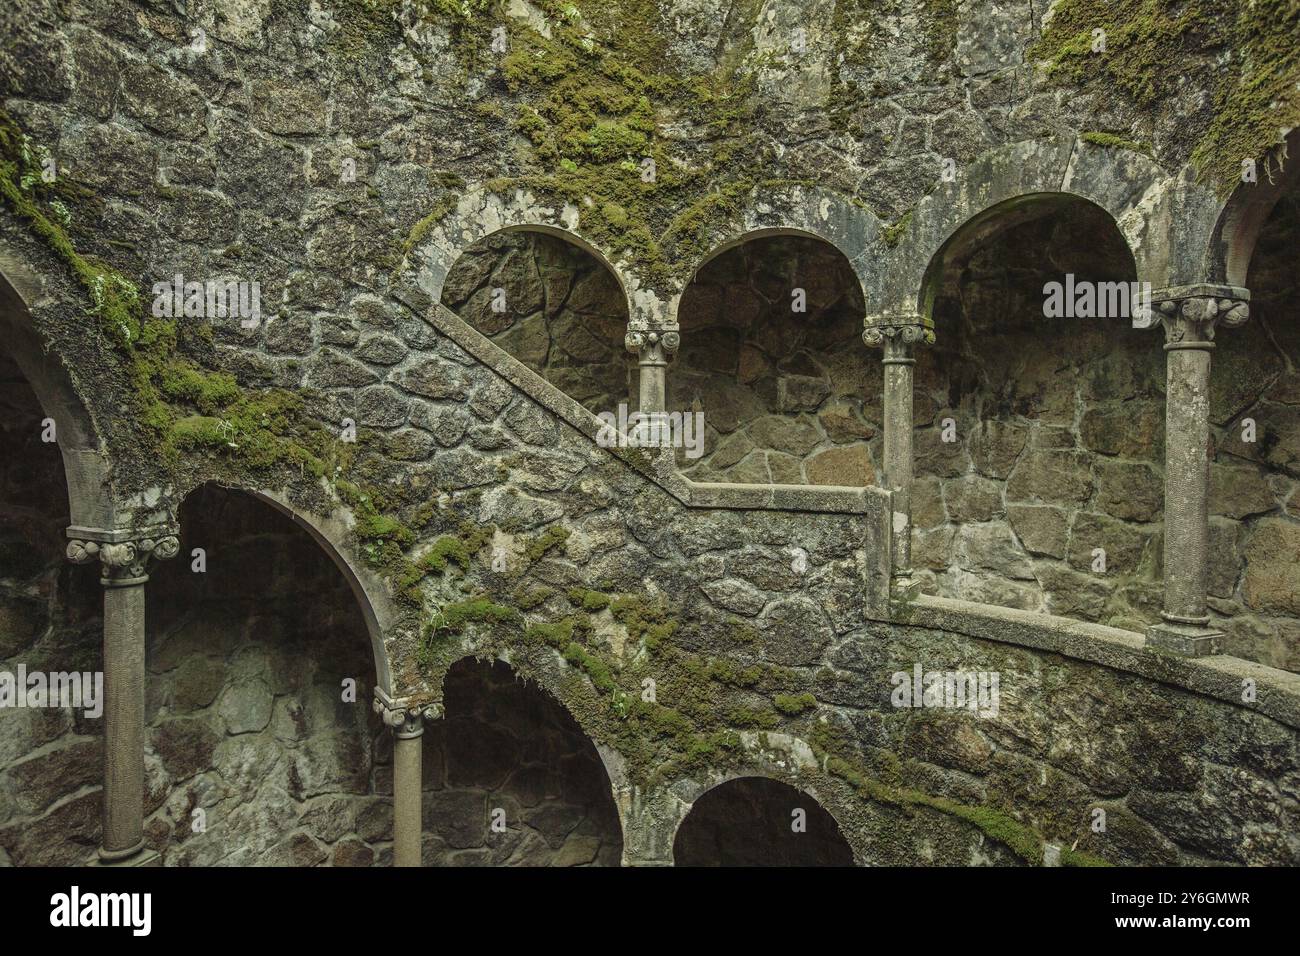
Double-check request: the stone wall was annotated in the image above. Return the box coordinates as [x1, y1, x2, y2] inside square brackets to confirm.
[816, 615, 1300, 865]
[141, 484, 384, 866]
[449, 233, 879, 486]
[443, 204, 1300, 673]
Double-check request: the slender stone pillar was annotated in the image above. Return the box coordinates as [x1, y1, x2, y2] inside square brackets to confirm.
[625, 329, 680, 416]
[863, 317, 934, 593]
[374, 689, 431, 867]
[66, 529, 179, 864]
[1144, 284, 1250, 656]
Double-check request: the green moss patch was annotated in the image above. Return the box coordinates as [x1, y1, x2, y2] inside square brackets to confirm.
[1031, 0, 1300, 193]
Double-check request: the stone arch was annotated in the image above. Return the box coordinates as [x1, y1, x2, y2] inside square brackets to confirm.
[871, 135, 1217, 321]
[917, 191, 1139, 323]
[436, 223, 633, 415]
[0, 257, 115, 530]
[1208, 129, 1300, 286]
[145, 482, 389, 865]
[0, 312, 106, 865]
[184, 484, 397, 695]
[409, 187, 640, 322]
[905, 185, 1165, 618]
[668, 184, 878, 321]
[669, 229, 874, 485]
[423, 655, 624, 865]
[671, 774, 856, 866]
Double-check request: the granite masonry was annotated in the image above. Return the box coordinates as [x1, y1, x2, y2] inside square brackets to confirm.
[1, 0, 1298, 867]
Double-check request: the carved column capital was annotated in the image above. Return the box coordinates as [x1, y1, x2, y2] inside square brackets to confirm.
[1147, 284, 1250, 350]
[863, 316, 935, 363]
[66, 527, 180, 587]
[373, 687, 438, 737]
[624, 328, 680, 365]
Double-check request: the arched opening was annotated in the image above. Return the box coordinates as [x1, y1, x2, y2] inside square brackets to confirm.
[440, 229, 631, 415]
[1215, 130, 1300, 290]
[143, 484, 384, 865]
[0, 346, 103, 865]
[671, 234, 872, 485]
[421, 658, 623, 865]
[673, 776, 853, 866]
[1208, 158, 1300, 673]
[912, 194, 1161, 627]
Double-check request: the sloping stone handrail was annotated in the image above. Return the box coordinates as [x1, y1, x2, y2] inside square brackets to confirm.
[896, 594, 1300, 730]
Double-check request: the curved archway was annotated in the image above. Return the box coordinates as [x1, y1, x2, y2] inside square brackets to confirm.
[422, 657, 624, 865]
[1209, 130, 1300, 287]
[440, 227, 632, 416]
[918, 193, 1139, 322]
[249, 489, 395, 694]
[0, 341, 104, 865]
[910, 192, 1162, 623]
[409, 187, 636, 315]
[670, 232, 872, 484]
[665, 185, 878, 313]
[868, 136, 1210, 317]
[144, 483, 385, 866]
[1204, 142, 1300, 671]
[0, 261, 115, 529]
[673, 776, 854, 866]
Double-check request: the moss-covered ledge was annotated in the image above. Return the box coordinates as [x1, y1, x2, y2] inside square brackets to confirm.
[895, 594, 1300, 730]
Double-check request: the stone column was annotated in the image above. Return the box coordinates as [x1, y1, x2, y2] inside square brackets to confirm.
[66, 528, 179, 865]
[1144, 284, 1250, 656]
[625, 328, 680, 416]
[374, 689, 433, 867]
[863, 317, 934, 593]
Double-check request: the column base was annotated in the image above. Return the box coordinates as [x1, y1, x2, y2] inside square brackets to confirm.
[91, 846, 161, 867]
[1145, 621, 1221, 657]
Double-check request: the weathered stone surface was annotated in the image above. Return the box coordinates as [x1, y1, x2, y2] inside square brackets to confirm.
[700, 577, 768, 616]
[1210, 463, 1275, 519]
[1036, 565, 1110, 621]
[1242, 519, 1300, 616]
[1093, 460, 1162, 523]
[748, 415, 823, 456]
[1007, 450, 1094, 505]
[912, 476, 946, 529]
[943, 475, 1003, 522]
[1007, 504, 1069, 559]
[397, 358, 468, 400]
[953, 524, 1035, 579]
[1080, 402, 1164, 458]
[806, 444, 875, 486]
[969, 421, 1028, 479]
[818, 402, 876, 443]
[1067, 513, 1153, 575]
[4, 0, 1300, 873]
